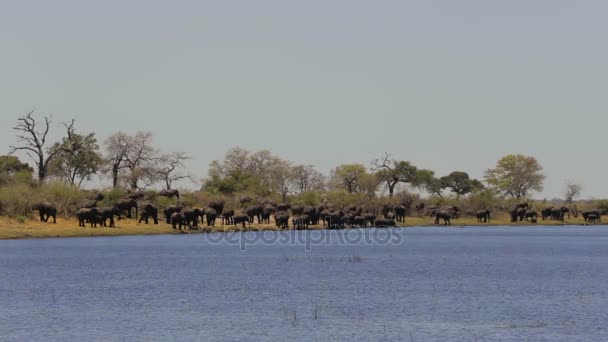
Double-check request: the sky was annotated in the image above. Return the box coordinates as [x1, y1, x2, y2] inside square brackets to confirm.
[1, 0, 606, 199]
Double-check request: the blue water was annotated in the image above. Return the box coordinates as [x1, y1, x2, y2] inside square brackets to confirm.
[1, 226, 608, 341]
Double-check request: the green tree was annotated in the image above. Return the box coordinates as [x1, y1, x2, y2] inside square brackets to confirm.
[0, 155, 34, 185]
[440, 171, 484, 197]
[331, 164, 367, 193]
[484, 154, 545, 199]
[49, 129, 102, 188]
[371, 153, 418, 197]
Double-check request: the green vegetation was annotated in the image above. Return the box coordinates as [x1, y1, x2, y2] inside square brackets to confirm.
[0, 112, 606, 240]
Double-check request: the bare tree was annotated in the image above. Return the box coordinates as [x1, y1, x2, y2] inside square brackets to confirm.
[564, 181, 583, 204]
[123, 132, 159, 190]
[157, 152, 192, 190]
[290, 164, 324, 193]
[103, 132, 131, 188]
[10, 111, 71, 184]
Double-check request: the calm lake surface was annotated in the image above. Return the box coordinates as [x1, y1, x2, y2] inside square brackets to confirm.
[2, 226, 608, 341]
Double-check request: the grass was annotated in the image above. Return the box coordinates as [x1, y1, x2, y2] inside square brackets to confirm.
[0, 212, 601, 240]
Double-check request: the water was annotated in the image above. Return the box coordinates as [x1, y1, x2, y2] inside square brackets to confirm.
[1, 226, 608, 341]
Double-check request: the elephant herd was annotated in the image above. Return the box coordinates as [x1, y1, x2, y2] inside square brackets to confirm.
[29, 190, 608, 229]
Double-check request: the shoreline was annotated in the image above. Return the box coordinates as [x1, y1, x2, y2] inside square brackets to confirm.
[0, 215, 603, 240]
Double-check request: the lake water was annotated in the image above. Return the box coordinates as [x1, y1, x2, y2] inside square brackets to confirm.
[1, 226, 608, 341]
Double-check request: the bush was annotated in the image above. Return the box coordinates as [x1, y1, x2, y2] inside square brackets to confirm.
[0, 183, 38, 218]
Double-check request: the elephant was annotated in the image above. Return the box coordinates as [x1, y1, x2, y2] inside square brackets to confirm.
[159, 189, 180, 199]
[82, 193, 104, 208]
[139, 204, 159, 224]
[374, 219, 396, 228]
[322, 211, 344, 229]
[246, 205, 263, 224]
[476, 210, 490, 223]
[303, 206, 319, 225]
[291, 205, 305, 216]
[394, 205, 406, 223]
[382, 205, 394, 218]
[33, 202, 57, 224]
[276, 203, 291, 212]
[352, 215, 366, 227]
[124, 191, 145, 201]
[551, 207, 569, 221]
[222, 209, 235, 225]
[164, 205, 183, 224]
[516, 203, 530, 210]
[171, 212, 185, 230]
[208, 200, 225, 216]
[76, 208, 99, 227]
[524, 210, 538, 223]
[435, 211, 452, 226]
[292, 215, 310, 230]
[363, 213, 377, 227]
[586, 214, 600, 223]
[261, 205, 275, 224]
[205, 208, 218, 227]
[116, 199, 138, 219]
[274, 211, 290, 229]
[233, 214, 250, 228]
[97, 206, 123, 227]
[541, 207, 553, 221]
[510, 207, 526, 222]
[583, 211, 602, 223]
[239, 196, 253, 207]
[182, 207, 203, 229]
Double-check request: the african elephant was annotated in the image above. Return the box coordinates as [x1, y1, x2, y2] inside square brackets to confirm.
[363, 213, 377, 227]
[582, 211, 601, 223]
[233, 214, 250, 228]
[222, 209, 235, 225]
[375, 219, 396, 228]
[97, 207, 123, 227]
[116, 199, 138, 219]
[261, 205, 275, 224]
[274, 211, 290, 229]
[208, 200, 225, 216]
[394, 205, 406, 223]
[205, 208, 218, 227]
[524, 210, 538, 223]
[291, 205, 305, 216]
[139, 204, 159, 224]
[182, 207, 203, 228]
[33, 202, 57, 224]
[82, 193, 104, 209]
[164, 205, 183, 224]
[159, 189, 180, 199]
[303, 206, 319, 225]
[293, 215, 310, 230]
[551, 207, 569, 221]
[246, 205, 263, 224]
[276, 203, 291, 212]
[510, 207, 526, 222]
[77, 208, 99, 227]
[541, 207, 553, 221]
[171, 212, 185, 230]
[476, 210, 490, 223]
[435, 211, 452, 226]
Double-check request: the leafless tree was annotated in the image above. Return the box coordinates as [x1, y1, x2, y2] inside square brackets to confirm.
[564, 181, 583, 204]
[123, 132, 159, 190]
[290, 164, 325, 193]
[157, 152, 192, 190]
[103, 132, 131, 188]
[10, 111, 72, 184]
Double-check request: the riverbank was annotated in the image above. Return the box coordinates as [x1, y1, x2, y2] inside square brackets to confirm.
[0, 213, 602, 240]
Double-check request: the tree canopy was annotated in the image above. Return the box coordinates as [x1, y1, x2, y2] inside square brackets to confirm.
[484, 154, 545, 199]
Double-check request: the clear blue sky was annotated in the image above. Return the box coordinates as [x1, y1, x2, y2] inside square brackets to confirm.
[1, 1, 606, 199]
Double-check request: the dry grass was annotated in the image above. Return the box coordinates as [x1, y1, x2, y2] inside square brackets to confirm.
[0, 212, 600, 240]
